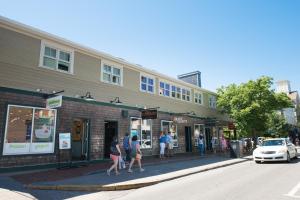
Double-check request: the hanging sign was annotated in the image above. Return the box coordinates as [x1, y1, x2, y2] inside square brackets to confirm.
[46, 95, 62, 109]
[141, 109, 157, 119]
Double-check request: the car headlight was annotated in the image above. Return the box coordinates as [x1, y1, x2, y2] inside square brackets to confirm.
[278, 148, 287, 153]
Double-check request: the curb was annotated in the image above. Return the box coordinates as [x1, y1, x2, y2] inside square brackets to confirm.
[26, 157, 251, 191]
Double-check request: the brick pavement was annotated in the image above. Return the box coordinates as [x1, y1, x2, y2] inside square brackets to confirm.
[11, 153, 214, 185]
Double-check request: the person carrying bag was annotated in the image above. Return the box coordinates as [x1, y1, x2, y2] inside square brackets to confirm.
[128, 135, 144, 173]
[107, 136, 122, 176]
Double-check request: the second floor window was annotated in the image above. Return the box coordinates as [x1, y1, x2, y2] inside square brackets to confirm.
[182, 89, 191, 101]
[101, 63, 122, 86]
[194, 92, 203, 104]
[159, 82, 170, 97]
[209, 95, 217, 108]
[171, 85, 182, 99]
[141, 75, 154, 93]
[40, 42, 73, 73]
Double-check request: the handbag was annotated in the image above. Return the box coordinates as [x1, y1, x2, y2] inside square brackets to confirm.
[118, 156, 126, 169]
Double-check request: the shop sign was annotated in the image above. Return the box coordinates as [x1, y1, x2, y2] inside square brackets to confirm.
[59, 133, 71, 150]
[46, 95, 62, 109]
[173, 117, 188, 124]
[141, 109, 157, 119]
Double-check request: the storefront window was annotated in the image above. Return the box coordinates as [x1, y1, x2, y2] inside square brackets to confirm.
[194, 124, 205, 146]
[3, 105, 57, 155]
[130, 117, 152, 149]
[161, 120, 178, 147]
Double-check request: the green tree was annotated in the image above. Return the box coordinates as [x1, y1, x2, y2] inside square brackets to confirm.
[217, 76, 292, 138]
[266, 111, 287, 137]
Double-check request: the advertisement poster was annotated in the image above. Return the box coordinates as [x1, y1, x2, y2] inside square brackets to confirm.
[59, 133, 71, 149]
[33, 109, 56, 143]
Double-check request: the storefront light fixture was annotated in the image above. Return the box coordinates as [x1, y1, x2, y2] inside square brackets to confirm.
[110, 97, 122, 105]
[81, 92, 94, 101]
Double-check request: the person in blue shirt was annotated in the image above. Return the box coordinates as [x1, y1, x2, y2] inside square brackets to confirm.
[123, 133, 131, 163]
[159, 131, 166, 159]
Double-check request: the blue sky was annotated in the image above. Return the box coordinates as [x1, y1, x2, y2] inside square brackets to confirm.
[1, 0, 299, 92]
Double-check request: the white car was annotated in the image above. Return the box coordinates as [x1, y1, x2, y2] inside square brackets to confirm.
[296, 146, 300, 158]
[253, 138, 297, 163]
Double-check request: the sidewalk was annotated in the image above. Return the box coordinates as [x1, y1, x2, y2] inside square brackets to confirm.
[14, 153, 252, 192]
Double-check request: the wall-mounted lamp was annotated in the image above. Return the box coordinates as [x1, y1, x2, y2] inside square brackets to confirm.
[43, 90, 65, 99]
[110, 97, 122, 105]
[81, 92, 94, 101]
[187, 111, 196, 116]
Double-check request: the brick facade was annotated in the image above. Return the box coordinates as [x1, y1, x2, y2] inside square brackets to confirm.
[0, 88, 220, 168]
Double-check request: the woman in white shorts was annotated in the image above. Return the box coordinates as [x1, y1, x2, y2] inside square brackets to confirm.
[159, 131, 166, 159]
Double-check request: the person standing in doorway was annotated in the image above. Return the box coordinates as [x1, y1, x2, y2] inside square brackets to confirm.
[128, 135, 144, 173]
[159, 131, 166, 159]
[107, 136, 121, 176]
[123, 133, 131, 164]
[198, 133, 204, 156]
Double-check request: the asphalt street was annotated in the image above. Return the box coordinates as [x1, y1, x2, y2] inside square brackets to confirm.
[67, 159, 300, 200]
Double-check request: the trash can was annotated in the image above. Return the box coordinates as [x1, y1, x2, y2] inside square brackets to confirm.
[229, 140, 243, 158]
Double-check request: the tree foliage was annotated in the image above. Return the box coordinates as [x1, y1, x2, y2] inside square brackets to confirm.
[217, 76, 292, 137]
[266, 111, 287, 136]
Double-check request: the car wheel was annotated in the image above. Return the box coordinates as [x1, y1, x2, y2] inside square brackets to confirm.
[286, 152, 291, 163]
[255, 160, 260, 164]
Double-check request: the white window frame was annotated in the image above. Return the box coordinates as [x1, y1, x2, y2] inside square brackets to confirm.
[161, 120, 178, 147]
[140, 73, 155, 94]
[194, 124, 205, 146]
[130, 117, 152, 149]
[209, 95, 217, 109]
[39, 40, 74, 74]
[159, 81, 171, 97]
[100, 60, 123, 86]
[175, 86, 182, 100]
[3, 104, 57, 155]
[194, 92, 203, 105]
[158, 79, 192, 103]
[182, 88, 191, 102]
[170, 84, 182, 100]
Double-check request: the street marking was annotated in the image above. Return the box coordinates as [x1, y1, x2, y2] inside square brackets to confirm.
[285, 182, 300, 198]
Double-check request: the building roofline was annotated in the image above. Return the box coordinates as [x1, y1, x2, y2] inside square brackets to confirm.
[177, 71, 201, 78]
[0, 15, 216, 95]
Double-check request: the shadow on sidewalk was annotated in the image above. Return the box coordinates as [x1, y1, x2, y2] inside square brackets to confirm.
[32, 153, 232, 186]
[0, 153, 234, 200]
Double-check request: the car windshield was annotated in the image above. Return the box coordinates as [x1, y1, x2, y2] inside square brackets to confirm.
[262, 140, 285, 146]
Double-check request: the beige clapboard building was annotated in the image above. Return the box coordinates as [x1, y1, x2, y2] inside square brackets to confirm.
[0, 16, 229, 170]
